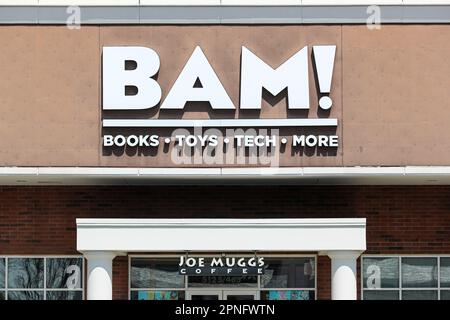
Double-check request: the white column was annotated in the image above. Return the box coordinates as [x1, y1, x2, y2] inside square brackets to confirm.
[327, 251, 361, 300]
[84, 251, 117, 300]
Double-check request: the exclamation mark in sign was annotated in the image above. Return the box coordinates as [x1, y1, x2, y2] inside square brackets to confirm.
[313, 45, 336, 110]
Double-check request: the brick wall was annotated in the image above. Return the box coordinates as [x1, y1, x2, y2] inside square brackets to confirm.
[113, 256, 129, 300]
[0, 185, 449, 299]
[317, 256, 331, 300]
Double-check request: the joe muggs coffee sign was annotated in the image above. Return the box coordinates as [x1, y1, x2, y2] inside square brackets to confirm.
[179, 256, 266, 276]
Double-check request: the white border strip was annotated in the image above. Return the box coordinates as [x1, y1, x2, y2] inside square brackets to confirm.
[1, 166, 450, 176]
[76, 218, 367, 252]
[2, 166, 450, 178]
[102, 119, 338, 128]
[76, 218, 367, 228]
[2, 1, 450, 6]
[2, 166, 450, 185]
[1, 4, 450, 24]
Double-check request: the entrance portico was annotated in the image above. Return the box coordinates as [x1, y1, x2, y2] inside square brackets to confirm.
[76, 218, 366, 300]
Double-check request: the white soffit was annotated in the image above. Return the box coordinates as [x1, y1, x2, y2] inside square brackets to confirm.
[140, 0, 221, 4]
[1, 1, 449, 6]
[1, 166, 450, 185]
[300, 0, 403, 4]
[37, 0, 139, 5]
[1, 1, 450, 25]
[0, 1, 37, 4]
[302, 166, 405, 176]
[403, 0, 450, 4]
[221, 0, 302, 5]
[76, 218, 367, 253]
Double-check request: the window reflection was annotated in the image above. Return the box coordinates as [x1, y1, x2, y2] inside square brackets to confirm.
[440, 258, 450, 288]
[261, 290, 314, 300]
[1, 256, 84, 300]
[363, 290, 399, 300]
[130, 258, 184, 288]
[363, 257, 399, 289]
[46, 258, 83, 289]
[402, 258, 438, 288]
[0, 258, 4, 289]
[402, 290, 438, 300]
[362, 256, 449, 300]
[129, 256, 317, 300]
[130, 290, 185, 300]
[441, 290, 450, 300]
[8, 258, 44, 289]
[46, 291, 83, 300]
[188, 276, 257, 288]
[8, 291, 44, 300]
[261, 258, 315, 288]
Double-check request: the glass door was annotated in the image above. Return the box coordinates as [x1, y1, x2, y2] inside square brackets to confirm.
[223, 290, 258, 300]
[187, 290, 257, 300]
[186, 290, 222, 300]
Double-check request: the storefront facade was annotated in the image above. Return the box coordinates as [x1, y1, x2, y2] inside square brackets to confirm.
[0, 0, 450, 300]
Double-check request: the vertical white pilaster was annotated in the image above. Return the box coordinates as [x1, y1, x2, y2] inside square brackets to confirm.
[84, 251, 117, 300]
[327, 251, 362, 300]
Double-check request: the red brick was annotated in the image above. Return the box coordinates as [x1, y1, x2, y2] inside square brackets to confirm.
[0, 185, 449, 299]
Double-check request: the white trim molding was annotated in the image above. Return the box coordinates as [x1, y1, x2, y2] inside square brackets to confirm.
[1, 1, 450, 6]
[1, 2, 450, 24]
[76, 218, 367, 252]
[2, 166, 450, 185]
[102, 118, 338, 128]
[38, 0, 139, 5]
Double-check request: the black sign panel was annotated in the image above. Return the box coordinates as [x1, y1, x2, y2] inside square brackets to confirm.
[178, 256, 265, 276]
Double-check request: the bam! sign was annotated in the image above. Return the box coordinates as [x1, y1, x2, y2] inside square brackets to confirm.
[102, 45, 336, 112]
[101, 45, 339, 165]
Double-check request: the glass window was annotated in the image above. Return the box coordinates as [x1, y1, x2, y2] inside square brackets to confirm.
[46, 258, 83, 289]
[3, 256, 84, 300]
[130, 290, 185, 300]
[130, 256, 317, 300]
[8, 258, 44, 289]
[0, 258, 5, 289]
[363, 257, 399, 289]
[261, 290, 314, 300]
[7, 291, 44, 300]
[441, 290, 450, 300]
[363, 290, 399, 300]
[130, 258, 184, 288]
[402, 290, 438, 300]
[401, 257, 438, 288]
[362, 256, 450, 300]
[440, 258, 450, 288]
[188, 276, 257, 288]
[46, 291, 83, 300]
[261, 258, 315, 288]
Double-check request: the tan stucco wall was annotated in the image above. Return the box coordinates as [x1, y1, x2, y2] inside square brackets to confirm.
[0, 25, 448, 167]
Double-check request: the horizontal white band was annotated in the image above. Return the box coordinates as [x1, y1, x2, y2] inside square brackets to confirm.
[102, 118, 338, 128]
[3, 166, 450, 176]
[77, 218, 367, 228]
[77, 218, 367, 252]
[1, 166, 450, 185]
[1, 4, 450, 24]
[2, 1, 450, 7]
